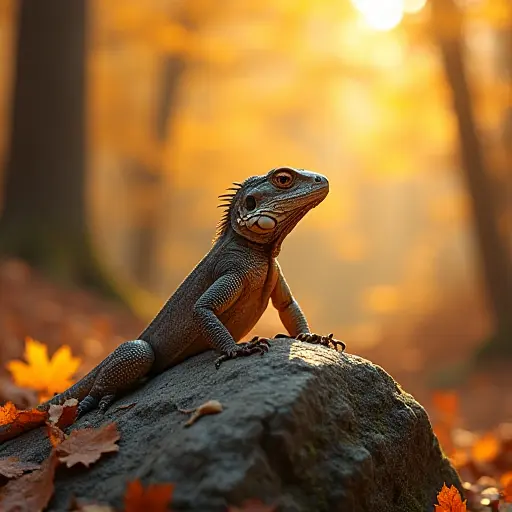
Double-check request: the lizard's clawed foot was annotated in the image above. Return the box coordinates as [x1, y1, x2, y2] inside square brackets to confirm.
[215, 338, 269, 369]
[286, 332, 346, 352]
[246, 335, 271, 347]
[77, 395, 99, 417]
[77, 393, 116, 417]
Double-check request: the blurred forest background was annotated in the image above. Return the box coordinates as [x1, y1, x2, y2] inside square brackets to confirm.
[0, 0, 510, 429]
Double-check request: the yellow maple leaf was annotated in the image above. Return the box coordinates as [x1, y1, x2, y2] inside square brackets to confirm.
[434, 483, 467, 512]
[6, 338, 81, 402]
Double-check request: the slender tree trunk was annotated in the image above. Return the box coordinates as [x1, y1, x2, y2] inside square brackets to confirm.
[0, 0, 113, 292]
[129, 56, 186, 288]
[431, 0, 512, 358]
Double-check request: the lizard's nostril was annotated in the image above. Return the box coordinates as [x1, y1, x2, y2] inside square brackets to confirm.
[314, 176, 322, 183]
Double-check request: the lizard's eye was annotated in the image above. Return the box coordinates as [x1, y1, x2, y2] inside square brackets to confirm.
[272, 169, 295, 189]
[245, 195, 257, 211]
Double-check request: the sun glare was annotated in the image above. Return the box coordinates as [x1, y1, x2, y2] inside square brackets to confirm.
[351, 0, 416, 31]
[403, 0, 428, 13]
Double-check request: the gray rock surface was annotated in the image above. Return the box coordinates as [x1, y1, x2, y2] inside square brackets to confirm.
[0, 339, 462, 511]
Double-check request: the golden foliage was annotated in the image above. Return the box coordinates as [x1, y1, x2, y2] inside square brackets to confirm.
[6, 338, 81, 402]
[471, 432, 500, 464]
[361, 285, 401, 314]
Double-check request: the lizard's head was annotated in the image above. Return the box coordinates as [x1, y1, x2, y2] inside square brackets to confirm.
[216, 167, 329, 256]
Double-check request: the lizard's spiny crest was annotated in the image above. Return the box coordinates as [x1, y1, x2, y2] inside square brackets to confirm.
[214, 181, 243, 241]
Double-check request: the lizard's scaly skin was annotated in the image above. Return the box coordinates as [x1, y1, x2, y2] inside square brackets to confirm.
[39, 167, 339, 417]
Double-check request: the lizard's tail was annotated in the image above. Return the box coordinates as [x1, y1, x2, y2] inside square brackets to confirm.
[0, 364, 104, 443]
[37, 363, 103, 411]
[0, 340, 155, 442]
[38, 339, 155, 415]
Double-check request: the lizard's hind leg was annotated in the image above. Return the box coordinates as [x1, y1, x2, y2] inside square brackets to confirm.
[78, 339, 155, 416]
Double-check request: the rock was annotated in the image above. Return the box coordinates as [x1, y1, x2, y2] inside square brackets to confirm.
[0, 339, 462, 511]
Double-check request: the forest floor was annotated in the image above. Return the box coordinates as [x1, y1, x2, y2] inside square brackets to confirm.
[0, 257, 510, 510]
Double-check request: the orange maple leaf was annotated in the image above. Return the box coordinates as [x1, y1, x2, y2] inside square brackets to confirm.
[434, 483, 467, 512]
[6, 337, 81, 401]
[501, 472, 512, 503]
[0, 402, 47, 442]
[124, 479, 174, 512]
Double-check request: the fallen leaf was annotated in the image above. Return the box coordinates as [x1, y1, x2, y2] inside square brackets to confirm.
[434, 483, 467, 511]
[57, 423, 120, 468]
[501, 472, 512, 503]
[228, 499, 277, 512]
[75, 505, 115, 512]
[0, 457, 40, 479]
[471, 433, 500, 464]
[114, 402, 136, 412]
[48, 398, 78, 429]
[6, 337, 81, 401]
[179, 400, 223, 427]
[0, 402, 47, 442]
[0, 452, 57, 512]
[0, 402, 19, 425]
[69, 495, 115, 512]
[46, 423, 66, 448]
[124, 479, 174, 512]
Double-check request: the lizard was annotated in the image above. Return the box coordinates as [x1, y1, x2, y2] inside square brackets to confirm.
[40, 166, 345, 417]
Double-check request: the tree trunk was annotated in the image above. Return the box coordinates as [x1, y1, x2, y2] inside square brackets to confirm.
[0, 0, 113, 293]
[431, 0, 512, 359]
[129, 56, 186, 288]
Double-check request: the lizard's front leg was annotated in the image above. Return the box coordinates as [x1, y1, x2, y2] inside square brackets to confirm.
[193, 273, 269, 369]
[271, 265, 346, 352]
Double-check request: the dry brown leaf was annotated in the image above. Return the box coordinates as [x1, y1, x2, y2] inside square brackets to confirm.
[6, 337, 81, 401]
[0, 402, 47, 442]
[179, 400, 223, 427]
[75, 505, 115, 512]
[0, 457, 40, 479]
[434, 483, 467, 512]
[114, 402, 136, 412]
[57, 423, 120, 468]
[123, 479, 174, 512]
[471, 432, 500, 464]
[227, 499, 277, 512]
[0, 452, 57, 512]
[46, 423, 66, 447]
[48, 398, 78, 429]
